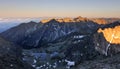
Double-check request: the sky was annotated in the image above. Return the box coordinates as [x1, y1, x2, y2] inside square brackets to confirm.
[0, 0, 120, 18]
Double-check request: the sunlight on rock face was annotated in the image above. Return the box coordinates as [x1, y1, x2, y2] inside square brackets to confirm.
[98, 26, 120, 44]
[41, 19, 52, 23]
[91, 18, 107, 24]
[40, 16, 90, 23]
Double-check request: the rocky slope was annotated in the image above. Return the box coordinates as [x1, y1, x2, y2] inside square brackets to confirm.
[21, 31, 98, 69]
[0, 21, 42, 44]
[0, 36, 34, 69]
[75, 53, 120, 69]
[95, 24, 120, 56]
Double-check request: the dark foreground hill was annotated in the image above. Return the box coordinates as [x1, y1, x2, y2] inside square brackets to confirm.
[0, 36, 34, 69]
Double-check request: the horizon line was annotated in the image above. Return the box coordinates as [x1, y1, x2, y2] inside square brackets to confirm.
[0, 16, 120, 19]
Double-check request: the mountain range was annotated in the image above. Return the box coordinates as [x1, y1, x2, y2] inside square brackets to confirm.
[0, 16, 120, 69]
[1, 17, 99, 48]
[0, 16, 120, 33]
[41, 16, 120, 24]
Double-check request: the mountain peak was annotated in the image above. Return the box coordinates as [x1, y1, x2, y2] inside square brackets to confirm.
[61, 17, 73, 22]
[41, 18, 52, 23]
[48, 19, 59, 23]
[74, 16, 89, 22]
[41, 18, 59, 24]
[76, 16, 83, 19]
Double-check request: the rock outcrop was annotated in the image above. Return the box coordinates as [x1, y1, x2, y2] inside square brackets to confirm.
[94, 21, 120, 56]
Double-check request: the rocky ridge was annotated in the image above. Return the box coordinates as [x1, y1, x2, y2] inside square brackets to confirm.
[1, 17, 99, 48]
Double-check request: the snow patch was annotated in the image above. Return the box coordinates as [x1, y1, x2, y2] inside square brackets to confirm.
[74, 35, 85, 39]
[65, 59, 75, 68]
